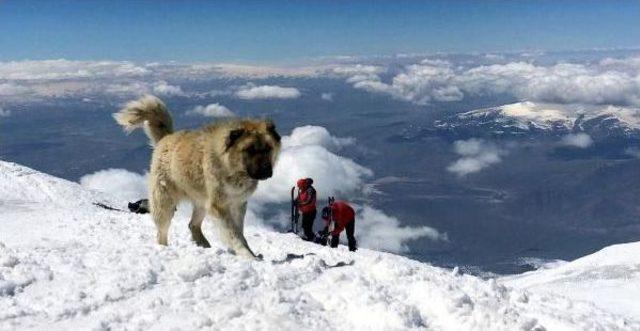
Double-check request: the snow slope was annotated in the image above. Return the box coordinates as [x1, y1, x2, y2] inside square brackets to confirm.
[502, 242, 640, 320]
[0, 161, 638, 330]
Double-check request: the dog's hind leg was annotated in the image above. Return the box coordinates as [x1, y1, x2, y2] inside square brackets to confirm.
[189, 205, 210, 248]
[150, 183, 177, 246]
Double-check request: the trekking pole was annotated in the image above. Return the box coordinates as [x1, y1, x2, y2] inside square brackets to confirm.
[290, 186, 296, 233]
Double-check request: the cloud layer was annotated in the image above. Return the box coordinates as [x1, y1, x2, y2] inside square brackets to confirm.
[339, 56, 640, 107]
[0, 60, 311, 103]
[0, 59, 149, 80]
[3, 54, 640, 111]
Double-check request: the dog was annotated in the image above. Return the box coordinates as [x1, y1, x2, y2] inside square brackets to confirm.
[113, 95, 281, 259]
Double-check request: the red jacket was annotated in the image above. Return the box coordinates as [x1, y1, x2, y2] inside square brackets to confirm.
[325, 201, 355, 236]
[296, 178, 316, 214]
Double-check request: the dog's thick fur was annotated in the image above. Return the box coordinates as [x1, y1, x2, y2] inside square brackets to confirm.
[114, 95, 281, 259]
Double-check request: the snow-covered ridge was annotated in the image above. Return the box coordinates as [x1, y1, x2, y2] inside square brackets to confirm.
[502, 241, 640, 320]
[0, 161, 118, 208]
[438, 101, 640, 138]
[0, 161, 638, 330]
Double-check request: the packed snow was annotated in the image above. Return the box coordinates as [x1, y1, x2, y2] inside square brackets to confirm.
[1, 161, 638, 330]
[502, 242, 640, 320]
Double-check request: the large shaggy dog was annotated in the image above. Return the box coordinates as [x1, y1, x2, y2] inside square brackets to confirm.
[113, 95, 281, 259]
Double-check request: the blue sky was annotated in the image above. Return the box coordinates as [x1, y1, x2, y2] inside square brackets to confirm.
[1, 0, 639, 63]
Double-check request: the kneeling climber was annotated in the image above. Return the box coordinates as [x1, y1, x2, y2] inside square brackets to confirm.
[318, 199, 357, 252]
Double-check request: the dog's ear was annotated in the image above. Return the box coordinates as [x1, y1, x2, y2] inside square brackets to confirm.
[265, 120, 281, 142]
[225, 128, 245, 151]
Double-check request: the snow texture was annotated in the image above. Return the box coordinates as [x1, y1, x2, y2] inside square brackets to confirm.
[1, 161, 638, 330]
[503, 241, 640, 321]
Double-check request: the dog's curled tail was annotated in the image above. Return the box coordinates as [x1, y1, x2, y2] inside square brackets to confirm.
[113, 95, 174, 146]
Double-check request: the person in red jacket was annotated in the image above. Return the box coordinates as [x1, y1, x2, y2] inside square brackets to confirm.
[296, 178, 317, 241]
[318, 200, 357, 252]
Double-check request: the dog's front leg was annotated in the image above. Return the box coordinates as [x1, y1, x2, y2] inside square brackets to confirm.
[209, 202, 256, 260]
[229, 202, 257, 259]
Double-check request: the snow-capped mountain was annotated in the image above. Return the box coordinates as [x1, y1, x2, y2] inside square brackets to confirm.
[1, 160, 638, 330]
[436, 101, 640, 139]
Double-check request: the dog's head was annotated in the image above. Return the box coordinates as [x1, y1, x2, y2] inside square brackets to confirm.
[224, 119, 281, 180]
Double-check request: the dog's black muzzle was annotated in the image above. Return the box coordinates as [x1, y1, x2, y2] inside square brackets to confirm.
[248, 160, 273, 180]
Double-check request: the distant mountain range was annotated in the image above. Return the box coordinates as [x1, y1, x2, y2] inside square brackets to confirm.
[435, 101, 640, 141]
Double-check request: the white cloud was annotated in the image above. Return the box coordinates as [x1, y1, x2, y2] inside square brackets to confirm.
[321, 93, 333, 101]
[253, 145, 371, 203]
[447, 138, 504, 176]
[484, 53, 505, 61]
[197, 89, 234, 98]
[357, 205, 447, 253]
[281, 125, 355, 151]
[351, 61, 464, 105]
[4, 56, 638, 109]
[459, 61, 640, 106]
[79, 169, 148, 202]
[344, 56, 640, 107]
[211, 63, 321, 78]
[187, 103, 235, 117]
[0, 82, 32, 97]
[0, 59, 149, 80]
[326, 65, 387, 92]
[104, 81, 151, 97]
[519, 51, 545, 58]
[0, 60, 322, 103]
[152, 81, 185, 96]
[2, 56, 639, 108]
[101, 81, 186, 98]
[561, 133, 593, 148]
[0, 107, 10, 117]
[253, 125, 364, 204]
[235, 83, 301, 100]
[328, 64, 385, 77]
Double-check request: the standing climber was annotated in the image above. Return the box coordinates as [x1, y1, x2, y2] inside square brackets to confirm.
[296, 178, 317, 241]
[317, 199, 357, 252]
